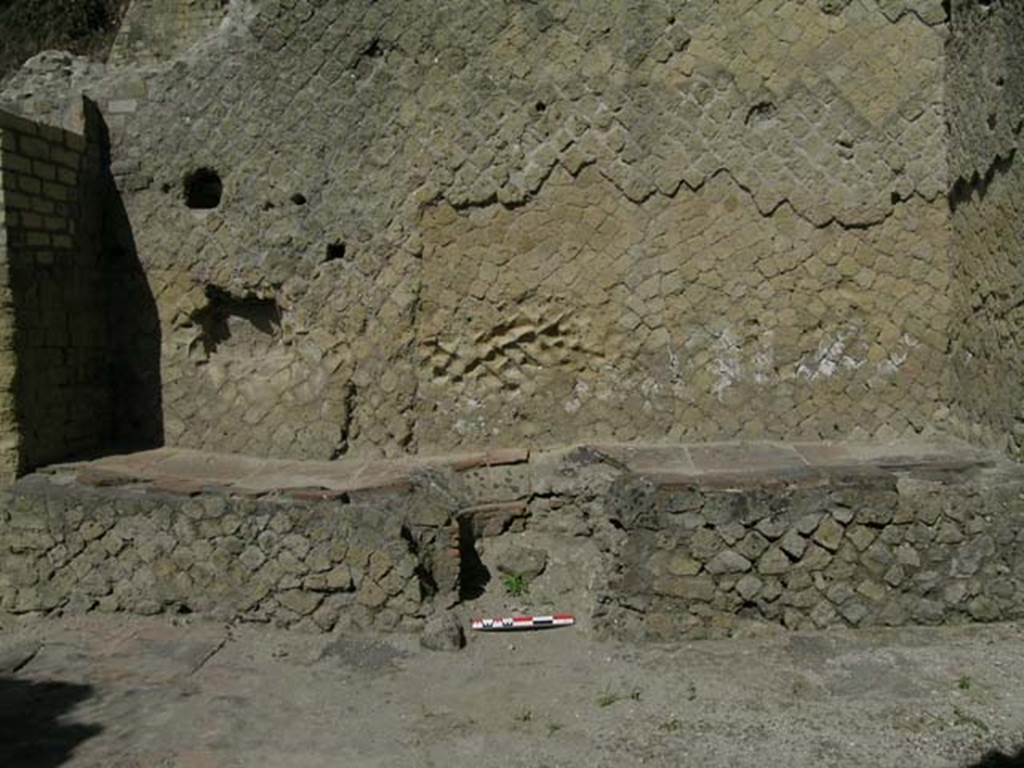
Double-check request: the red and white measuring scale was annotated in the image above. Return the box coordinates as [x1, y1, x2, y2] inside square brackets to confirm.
[471, 614, 575, 631]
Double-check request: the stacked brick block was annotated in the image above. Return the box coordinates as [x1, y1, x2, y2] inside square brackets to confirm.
[0, 108, 108, 481]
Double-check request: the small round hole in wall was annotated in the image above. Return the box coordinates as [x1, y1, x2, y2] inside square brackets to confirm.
[290, 193, 307, 206]
[535, 101, 547, 113]
[324, 241, 347, 262]
[184, 168, 222, 209]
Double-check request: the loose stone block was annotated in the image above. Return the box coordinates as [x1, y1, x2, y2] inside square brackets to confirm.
[665, 553, 702, 577]
[839, 600, 869, 625]
[653, 575, 716, 602]
[847, 525, 877, 552]
[895, 544, 921, 568]
[756, 518, 788, 540]
[689, 527, 724, 561]
[795, 514, 822, 535]
[757, 547, 791, 576]
[780, 529, 807, 559]
[303, 565, 353, 593]
[735, 574, 763, 601]
[937, 522, 965, 544]
[705, 550, 752, 575]
[856, 579, 887, 603]
[813, 517, 845, 552]
[736, 531, 769, 560]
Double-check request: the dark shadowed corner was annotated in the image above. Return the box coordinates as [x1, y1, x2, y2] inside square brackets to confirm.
[966, 747, 1024, 768]
[0, 676, 101, 767]
[85, 97, 163, 453]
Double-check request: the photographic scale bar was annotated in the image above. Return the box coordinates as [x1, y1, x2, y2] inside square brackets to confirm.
[470, 614, 576, 631]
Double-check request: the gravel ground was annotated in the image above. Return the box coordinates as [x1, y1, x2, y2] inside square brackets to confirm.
[1, 615, 1023, 767]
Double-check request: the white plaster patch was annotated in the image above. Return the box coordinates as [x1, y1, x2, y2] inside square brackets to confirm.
[711, 327, 743, 400]
[564, 379, 590, 414]
[797, 331, 864, 382]
[640, 376, 661, 412]
[454, 398, 487, 435]
[752, 331, 775, 384]
[876, 333, 919, 377]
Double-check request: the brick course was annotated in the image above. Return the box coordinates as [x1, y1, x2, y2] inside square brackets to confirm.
[0, 106, 109, 482]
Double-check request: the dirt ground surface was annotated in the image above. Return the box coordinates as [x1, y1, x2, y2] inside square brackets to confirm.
[1, 615, 1023, 768]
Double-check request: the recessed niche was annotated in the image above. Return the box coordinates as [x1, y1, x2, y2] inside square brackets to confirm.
[325, 241, 347, 262]
[183, 168, 222, 210]
[194, 285, 282, 356]
[290, 193, 307, 206]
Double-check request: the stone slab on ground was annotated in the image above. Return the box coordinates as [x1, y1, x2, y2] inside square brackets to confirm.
[0, 615, 1023, 767]
[41, 438, 999, 498]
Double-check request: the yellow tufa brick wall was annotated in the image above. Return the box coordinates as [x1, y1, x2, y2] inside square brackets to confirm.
[0, 108, 109, 480]
[0, 123, 17, 484]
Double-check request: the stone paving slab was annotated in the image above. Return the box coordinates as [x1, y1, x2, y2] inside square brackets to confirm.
[587, 444, 696, 473]
[51, 438, 1000, 502]
[689, 441, 808, 473]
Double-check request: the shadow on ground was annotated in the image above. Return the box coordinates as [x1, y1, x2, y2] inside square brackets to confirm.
[0, 677, 101, 767]
[968, 747, 1024, 767]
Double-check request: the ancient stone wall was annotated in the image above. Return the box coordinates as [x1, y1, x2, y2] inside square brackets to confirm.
[108, 0, 226, 65]
[602, 465, 1024, 639]
[2, 444, 1022, 639]
[947, 0, 1024, 458]
[2, 0, 1024, 468]
[0, 471, 461, 632]
[0, 107, 109, 480]
[51, 0, 953, 460]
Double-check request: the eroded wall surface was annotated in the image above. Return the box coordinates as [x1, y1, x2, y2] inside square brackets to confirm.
[0, 0, 961, 461]
[108, 0, 227, 65]
[947, 0, 1024, 458]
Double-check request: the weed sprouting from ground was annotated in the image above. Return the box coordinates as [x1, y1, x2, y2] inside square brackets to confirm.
[597, 684, 641, 707]
[503, 573, 529, 597]
[660, 718, 682, 733]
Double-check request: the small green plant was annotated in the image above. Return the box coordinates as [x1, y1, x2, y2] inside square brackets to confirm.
[659, 718, 682, 733]
[596, 684, 640, 707]
[514, 708, 533, 723]
[957, 675, 972, 691]
[503, 573, 529, 597]
[546, 722, 563, 736]
[953, 706, 990, 733]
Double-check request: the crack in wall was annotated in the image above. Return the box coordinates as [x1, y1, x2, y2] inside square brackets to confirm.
[437, 156, 933, 236]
